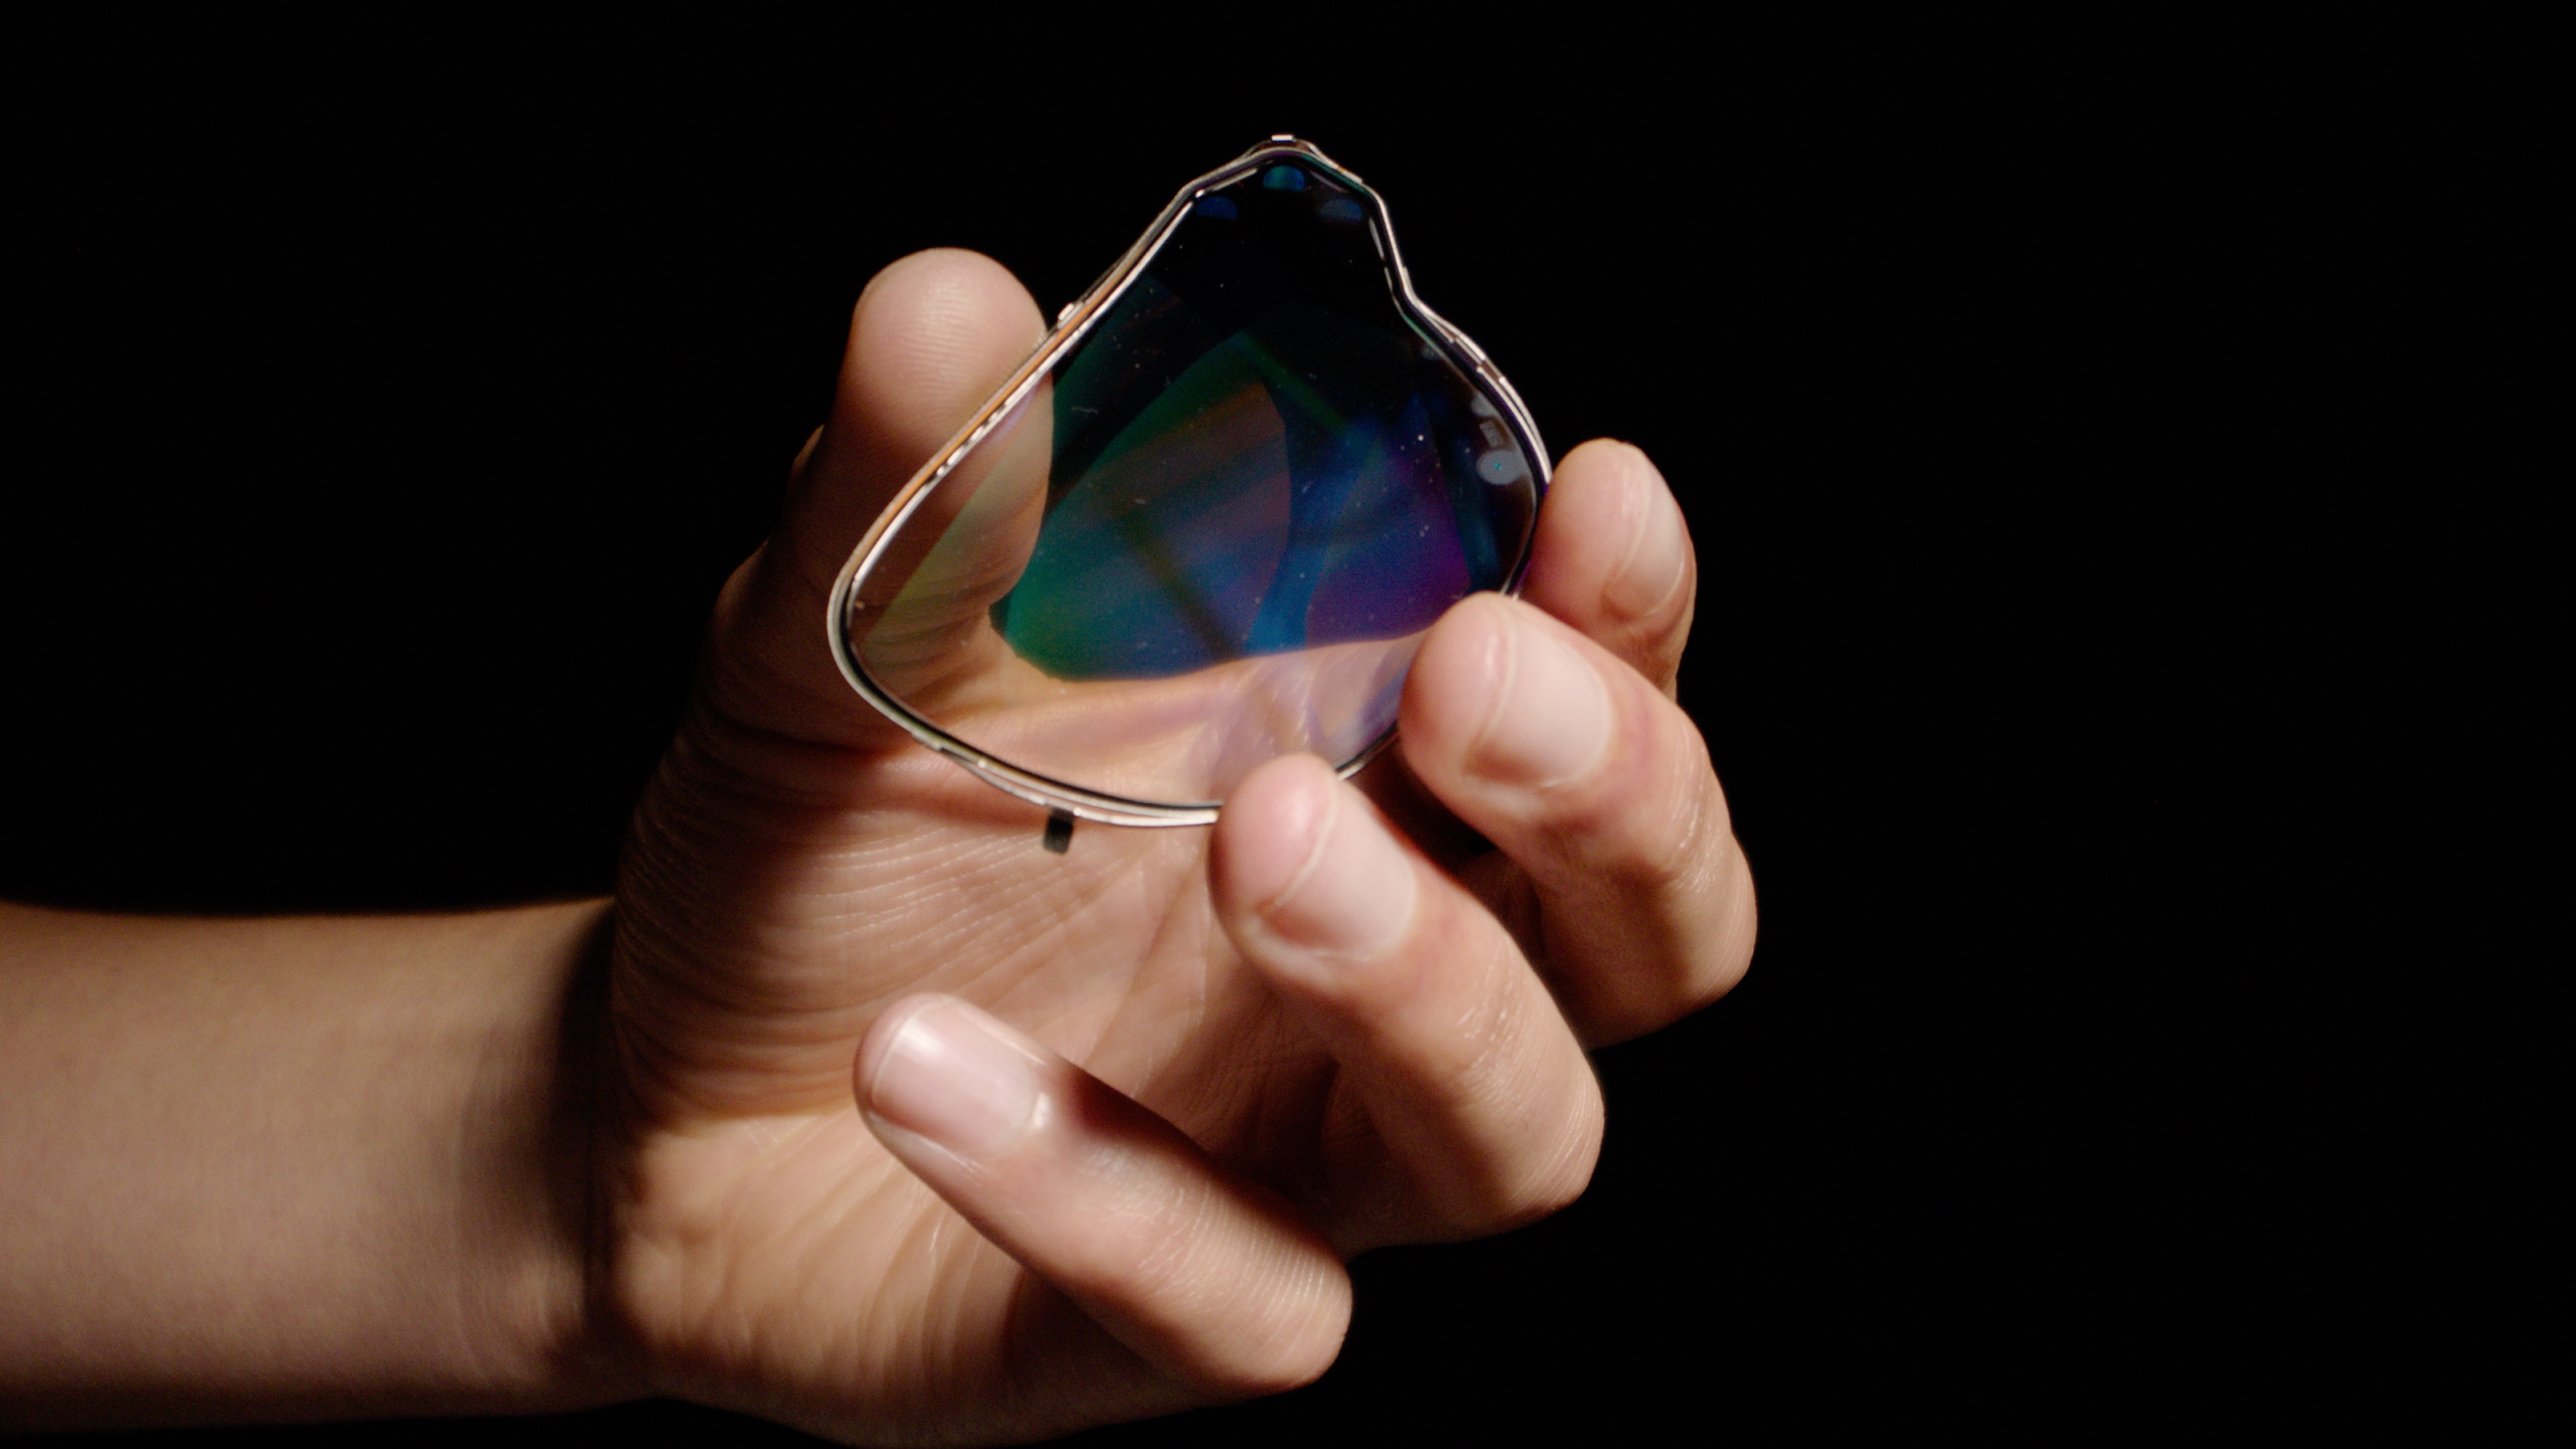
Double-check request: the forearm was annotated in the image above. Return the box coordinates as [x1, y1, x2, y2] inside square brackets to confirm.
[0, 900, 628, 1427]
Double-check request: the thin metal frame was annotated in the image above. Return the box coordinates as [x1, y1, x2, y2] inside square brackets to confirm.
[825, 136, 1552, 827]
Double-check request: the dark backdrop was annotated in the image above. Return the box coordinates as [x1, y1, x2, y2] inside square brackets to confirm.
[8, 29, 2270, 1442]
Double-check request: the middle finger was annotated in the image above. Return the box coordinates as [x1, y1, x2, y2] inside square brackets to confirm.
[1209, 755, 1605, 1253]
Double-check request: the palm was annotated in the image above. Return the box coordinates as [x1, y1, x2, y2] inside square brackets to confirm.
[607, 724, 1387, 1441]
[584, 249, 1750, 1446]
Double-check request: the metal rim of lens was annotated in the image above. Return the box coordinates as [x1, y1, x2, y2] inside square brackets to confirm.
[825, 136, 1552, 828]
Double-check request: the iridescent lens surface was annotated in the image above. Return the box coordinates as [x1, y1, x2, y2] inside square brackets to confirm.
[848, 152, 1540, 810]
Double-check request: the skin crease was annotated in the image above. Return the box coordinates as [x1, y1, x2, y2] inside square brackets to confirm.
[601, 250, 1758, 1442]
[0, 247, 1756, 1446]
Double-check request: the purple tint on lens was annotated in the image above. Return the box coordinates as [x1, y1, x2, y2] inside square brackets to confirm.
[994, 157, 1534, 682]
[838, 142, 1546, 817]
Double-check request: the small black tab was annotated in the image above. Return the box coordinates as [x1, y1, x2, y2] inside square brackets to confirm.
[1042, 809, 1074, 854]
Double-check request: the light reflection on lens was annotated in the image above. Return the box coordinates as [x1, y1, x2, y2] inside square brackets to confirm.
[848, 152, 1540, 810]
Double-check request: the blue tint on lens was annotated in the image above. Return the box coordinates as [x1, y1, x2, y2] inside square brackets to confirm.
[986, 157, 1539, 683]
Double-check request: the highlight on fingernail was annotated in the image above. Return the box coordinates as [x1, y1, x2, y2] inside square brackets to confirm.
[860, 996, 1045, 1158]
[1470, 603, 1613, 791]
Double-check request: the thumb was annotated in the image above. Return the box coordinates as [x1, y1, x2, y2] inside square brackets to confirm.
[701, 248, 1046, 746]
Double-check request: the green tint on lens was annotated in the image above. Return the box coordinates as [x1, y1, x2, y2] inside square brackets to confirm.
[829, 139, 1546, 826]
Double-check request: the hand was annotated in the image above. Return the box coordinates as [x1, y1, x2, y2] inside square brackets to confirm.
[598, 249, 1758, 1443]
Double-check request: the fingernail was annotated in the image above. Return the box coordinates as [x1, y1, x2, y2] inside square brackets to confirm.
[863, 999, 1042, 1157]
[1257, 785, 1419, 961]
[1473, 605, 1613, 790]
[1602, 446, 1688, 620]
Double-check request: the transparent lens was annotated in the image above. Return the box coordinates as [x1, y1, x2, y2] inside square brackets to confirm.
[845, 154, 1540, 811]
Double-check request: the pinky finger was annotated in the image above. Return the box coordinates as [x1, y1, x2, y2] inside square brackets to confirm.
[855, 995, 1351, 1398]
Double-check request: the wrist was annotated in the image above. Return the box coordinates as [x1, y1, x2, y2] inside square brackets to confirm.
[506, 898, 650, 1413]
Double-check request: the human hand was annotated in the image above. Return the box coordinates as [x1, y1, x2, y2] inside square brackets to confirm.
[597, 249, 1757, 1443]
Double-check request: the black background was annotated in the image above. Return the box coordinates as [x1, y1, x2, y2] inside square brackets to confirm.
[11, 19, 2487, 1443]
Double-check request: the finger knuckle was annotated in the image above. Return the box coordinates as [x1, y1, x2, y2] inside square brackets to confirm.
[1543, 700, 1711, 888]
[1195, 1288, 1350, 1399]
[1081, 1185, 1350, 1400]
[1409, 920, 1538, 1100]
[1467, 1078, 1604, 1234]
[1416, 938, 1604, 1235]
[1655, 805, 1757, 1014]
[1161, 1239, 1351, 1399]
[1083, 1180, 1223, 1303]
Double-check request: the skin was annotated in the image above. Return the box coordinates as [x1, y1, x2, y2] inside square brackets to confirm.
[0, 249, 1756, 1445]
